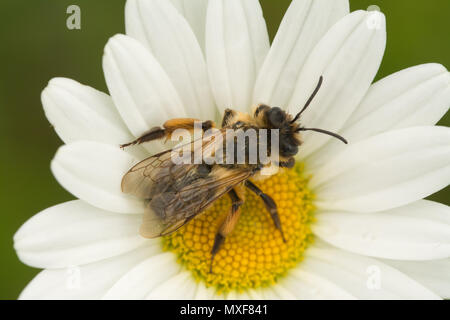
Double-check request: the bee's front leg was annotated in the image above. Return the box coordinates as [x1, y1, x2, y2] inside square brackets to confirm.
[245, 180, 286, 243]
[210, 188, 244, 273]
[278, 157, 295, 169]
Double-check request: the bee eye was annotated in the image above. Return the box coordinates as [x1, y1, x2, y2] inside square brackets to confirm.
[280, 140, 299, 157]
[268, 107, 285, 127]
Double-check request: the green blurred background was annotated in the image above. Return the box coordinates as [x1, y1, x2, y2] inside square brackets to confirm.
[0, 0, 448, 299]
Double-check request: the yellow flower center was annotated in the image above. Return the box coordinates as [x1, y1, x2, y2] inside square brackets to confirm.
[162, 163, 315, 294]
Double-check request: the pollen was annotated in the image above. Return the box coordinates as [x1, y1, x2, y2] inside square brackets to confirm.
[162, 163, 315, 294]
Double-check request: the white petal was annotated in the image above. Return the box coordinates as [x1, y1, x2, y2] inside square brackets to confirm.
[314, 200, 450, 260]
[311, 126, 450, 212]
[103, 252, 180, 299]
[234, 291, 253, 300]
[42, 78, 134, 145]
[301, 245, 440, 299]
[146, 270, 197, 300]
[246, 288, 264, 300]
[307, 63, 450, 171]
[206, 0, 270, 113]
[169, 0, 209, 52]
[125, 0, 216, 120]
[254, 0, 349, 107]
[270, 285, 297, 300]
[103, 34, 187, 140]
[259, 288, 282, 300]
[19, 244, 158, 300]
[14, 200, 147, 269]
[260, 286, 299, 300]
[281, 269, 356, 299]
[51, 141, 145, 214]
[194, 283, 218, 300]
[350, 63, 450, 129]
[225, 291, 238, 300]
[383, 258, 450, 299]
[288, 10, 386, 158]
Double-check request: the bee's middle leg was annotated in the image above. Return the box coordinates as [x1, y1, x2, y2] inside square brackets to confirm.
[245, 180, 286, 243]
[210, 188, 244, 273]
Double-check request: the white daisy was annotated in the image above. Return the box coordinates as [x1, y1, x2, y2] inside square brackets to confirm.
[14, 0, 450, 300]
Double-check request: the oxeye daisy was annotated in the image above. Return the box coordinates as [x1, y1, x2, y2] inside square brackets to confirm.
[14, 0, 450, 300]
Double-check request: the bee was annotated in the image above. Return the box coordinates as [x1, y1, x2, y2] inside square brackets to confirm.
[120, 77, 347, 272]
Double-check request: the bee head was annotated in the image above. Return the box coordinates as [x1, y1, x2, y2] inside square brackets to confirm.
[253, 105, 302, 157]
[268, 107, 301, 157]
[254, 76, 348, 159]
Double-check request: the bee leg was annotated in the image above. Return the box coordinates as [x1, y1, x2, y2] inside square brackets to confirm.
[278, 157, 295, 169]
[120, 127, 166, 149]
[120, 119, 216, 149]
[221, 109, 237, 127]
[210, 189, 244, 273]
[245, 180, 286, 243]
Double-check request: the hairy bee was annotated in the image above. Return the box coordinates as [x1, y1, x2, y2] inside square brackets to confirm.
[120, 77, 347, 272]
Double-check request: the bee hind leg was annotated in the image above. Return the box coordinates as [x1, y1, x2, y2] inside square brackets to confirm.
[210, 189, 243, 273]
[120, 119, 216, 149]
[245, 180, 286, 243]
[120, 127, 166, 149]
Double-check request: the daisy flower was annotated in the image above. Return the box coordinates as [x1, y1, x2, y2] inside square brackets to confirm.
[14, 0, 450, 300]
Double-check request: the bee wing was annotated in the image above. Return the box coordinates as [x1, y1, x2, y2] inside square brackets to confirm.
[121, 129, 225, 199]
[121, 128, 253, 238]
[139, 206, 189, 239]
[121, 149, 182, 199]
[139, 166, 253, 238]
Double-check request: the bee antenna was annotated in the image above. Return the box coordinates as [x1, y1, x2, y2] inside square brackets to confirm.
[291, 76, 323, 124]
[297, 127, 348, 144]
